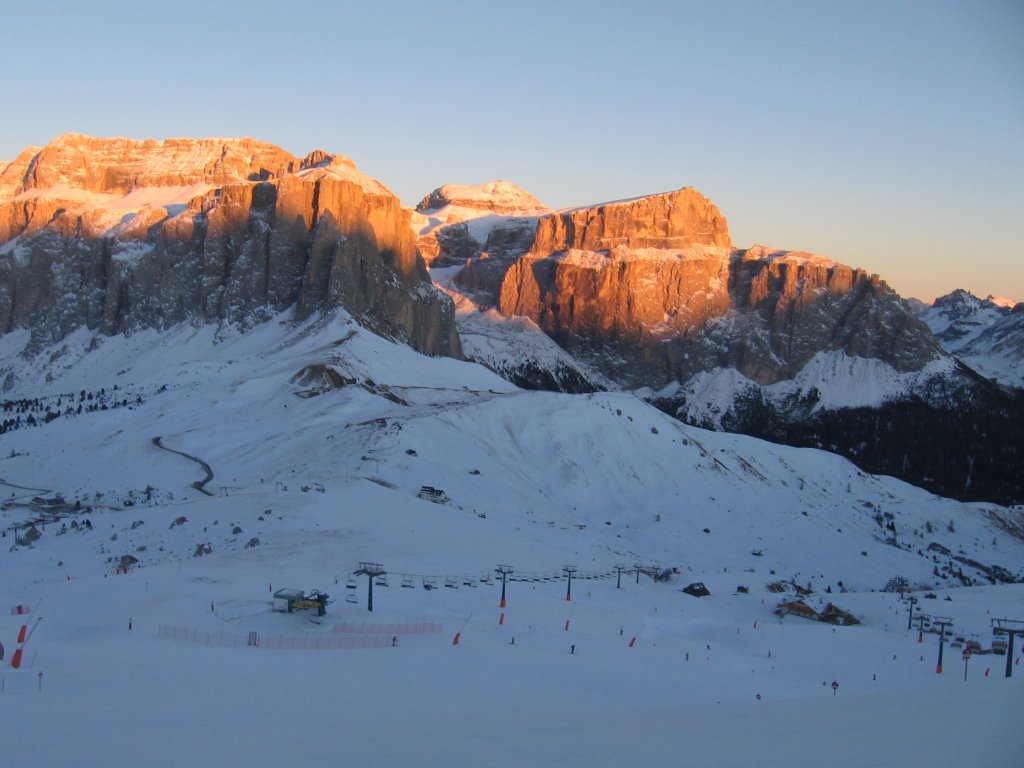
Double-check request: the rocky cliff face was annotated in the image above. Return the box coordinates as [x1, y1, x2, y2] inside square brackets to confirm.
[493, 191, 938, 388]
[493, 188, 734, 354]
[528, 187, 730, 254]
[0, 135, 461, 358]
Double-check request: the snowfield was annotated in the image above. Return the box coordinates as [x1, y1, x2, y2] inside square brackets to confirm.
[1, 312, 1022, 767]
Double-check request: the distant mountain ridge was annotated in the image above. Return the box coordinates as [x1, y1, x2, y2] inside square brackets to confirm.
[0, 136, 1020, 504]
[917, 289, 1023, 387]
[419, 180, 1022, 505]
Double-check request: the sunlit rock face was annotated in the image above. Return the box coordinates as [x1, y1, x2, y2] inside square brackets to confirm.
[0, 135, 461, 357]
[493, 190, 938, 388]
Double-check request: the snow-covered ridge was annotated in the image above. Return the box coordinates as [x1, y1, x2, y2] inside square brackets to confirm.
[14, 182, 215, 210]
[672, 351, 959, 427]
[918, 289, 1023, 387]
[295, 155, 393, 197]
[411, 180, 551, 251]
[416, 180, 548, 214]
[987, 295, 1018, 309]
[556, 188, 690, 214]
[740, 244, 842, 269]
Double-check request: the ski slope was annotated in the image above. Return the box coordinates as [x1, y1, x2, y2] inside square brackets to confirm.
[1, 312, 1022, 767]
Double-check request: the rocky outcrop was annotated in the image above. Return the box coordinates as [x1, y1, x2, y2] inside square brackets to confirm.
[0, 135, 461, 358]
[492, 189, 940, 388]
[919, 289, 1024, 387]
[19, 133, 300, 194]
[528, 187, 731, 254]
[725, 246, 940, 381]
[499, 245, 733, 346]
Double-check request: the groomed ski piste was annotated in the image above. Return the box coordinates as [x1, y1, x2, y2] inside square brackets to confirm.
[1, 312, 1022, 767]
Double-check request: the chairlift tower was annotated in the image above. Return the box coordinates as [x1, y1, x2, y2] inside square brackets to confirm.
[496, 565, 513, 608]
[905, 595, 918, 630]
[563, 565, 577, 601]
[614, 563, 627, 589]
[932, 616, 954, 674]
[991, 618, 1024, 678]
[354, 562, 386, 612]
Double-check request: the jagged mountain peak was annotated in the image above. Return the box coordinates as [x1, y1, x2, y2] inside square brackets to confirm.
[986, 294, 1018, 309]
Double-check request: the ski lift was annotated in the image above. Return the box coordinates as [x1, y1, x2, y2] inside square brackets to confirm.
[375, 573, 389, 587]
[401, 575, 415, 588]
[463, 575, 477, 587]
[445, 576, 458, 589]
[422, 577, 437, 591]
[346, 577, 357, 590]
[345, 592, 358, 604]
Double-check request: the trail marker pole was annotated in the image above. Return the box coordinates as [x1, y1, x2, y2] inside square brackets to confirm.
[963, 647, 971, 681]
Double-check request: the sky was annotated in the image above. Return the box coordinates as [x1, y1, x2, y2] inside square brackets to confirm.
[1, 0, 1021, 302]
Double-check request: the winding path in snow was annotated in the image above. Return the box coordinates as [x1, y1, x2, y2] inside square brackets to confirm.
[151, 436, 215, 496]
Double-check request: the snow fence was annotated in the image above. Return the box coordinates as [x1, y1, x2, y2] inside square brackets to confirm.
[158, 625, 392, 650]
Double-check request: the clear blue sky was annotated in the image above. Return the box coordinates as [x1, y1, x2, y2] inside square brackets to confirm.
[2, 0, 1021, 301]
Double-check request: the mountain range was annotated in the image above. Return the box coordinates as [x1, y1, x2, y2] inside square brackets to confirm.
[1, 134, 1021, 505]
[2, 136, 1023, 765]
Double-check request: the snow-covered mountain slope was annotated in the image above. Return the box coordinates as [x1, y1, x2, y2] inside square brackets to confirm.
[411, 180, 551, 267]
[2, 312, 1020, 589]
[918, 290, 1023, 388]
[666, 351, 961, 427]
[921, 289, 1012, 351]
[430, 265, 611, 393]
[3, 314, 1023, 767]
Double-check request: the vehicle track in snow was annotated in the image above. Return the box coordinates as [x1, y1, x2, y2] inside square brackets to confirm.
[151, 436, 215, 496]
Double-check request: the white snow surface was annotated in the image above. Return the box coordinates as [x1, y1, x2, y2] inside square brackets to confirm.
[1, 314, 1022, 767]
[418, 181, 547, 213]
[741, 243, 842, 269]
[676, 352, 959, 426]
[294, 156, 393, 197]
[411, 180, 550, 245]
[919, 291, 1024, 387]
[12, 182, 214, 211]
